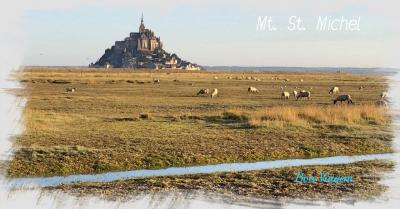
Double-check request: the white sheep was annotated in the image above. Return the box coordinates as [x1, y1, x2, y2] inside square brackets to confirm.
[380, 91, 388, 100]
[281, 91, 290, 99]
[329, 86, 339, 95]
[248, 86, 259, 93]
[293, 90, 298, 99]
[211, 88, 218, 98]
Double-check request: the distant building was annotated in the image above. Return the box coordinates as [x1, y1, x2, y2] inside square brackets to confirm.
[91, 15, 201, 70]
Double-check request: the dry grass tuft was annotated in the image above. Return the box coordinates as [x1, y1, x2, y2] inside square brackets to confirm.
[225, 105, 389, 128]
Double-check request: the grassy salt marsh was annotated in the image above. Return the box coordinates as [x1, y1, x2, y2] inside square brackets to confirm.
[8, 68, 393, 177]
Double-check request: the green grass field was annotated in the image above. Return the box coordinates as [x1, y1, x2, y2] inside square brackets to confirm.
[8, 68, 393, 177]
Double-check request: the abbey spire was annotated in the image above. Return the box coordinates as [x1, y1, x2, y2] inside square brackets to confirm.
[139, 13, 145, 33]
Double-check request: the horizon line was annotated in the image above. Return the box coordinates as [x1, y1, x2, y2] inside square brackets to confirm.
[19, 65, 400, 70]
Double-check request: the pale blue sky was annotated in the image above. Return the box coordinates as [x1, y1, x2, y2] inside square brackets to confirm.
[19, 0, 400, 67]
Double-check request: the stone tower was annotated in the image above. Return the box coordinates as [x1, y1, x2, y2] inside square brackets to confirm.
[137, 15, 161, 51]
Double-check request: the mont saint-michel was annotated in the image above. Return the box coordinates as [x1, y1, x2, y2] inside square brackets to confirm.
[91, 16, 201, 70]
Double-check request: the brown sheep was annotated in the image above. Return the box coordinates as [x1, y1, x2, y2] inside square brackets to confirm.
[65, 87, 76, 93]
[333, 94, 353, 104]
[197, 88, 210, 96]
[376, 99, 388, 107]
[296, 91, 311, 100]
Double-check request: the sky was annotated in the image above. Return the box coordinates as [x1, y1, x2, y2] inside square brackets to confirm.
[3, 0, 400, 68]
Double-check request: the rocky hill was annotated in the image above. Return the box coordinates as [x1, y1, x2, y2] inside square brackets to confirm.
[91, 16, 201, 70]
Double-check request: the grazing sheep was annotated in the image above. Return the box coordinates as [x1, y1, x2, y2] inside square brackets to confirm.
[299, 79, 303, 82]
[329, 86, 339, 95]
[153, 79, 160, 84]
[197, 88, 210, 96]
[380, 91, 388, 100]
[255, 78, 261, 81]
[281, 91, 290, 99]
[296, 91, 311, 100]
[211, 88, 218, 98]
[283, 78, 290, 82]
[376, 99, 388, 107]
[65, 87, 76, 93]
[293, 90, 298, 99]
[359, 85, 365, 91]
[214, 76, 218, 80]
[227, 76, 233, 79]
[333, 94, 353, 104]
[248, 86, 259, 93]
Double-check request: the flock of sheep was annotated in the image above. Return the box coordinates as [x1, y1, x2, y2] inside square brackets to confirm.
[64, 75, 389, 107]
[196, 76, 389, 106]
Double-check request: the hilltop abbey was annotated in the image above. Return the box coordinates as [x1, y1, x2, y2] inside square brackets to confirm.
[91, 15, 201, 70]
[137, 16, 162, 51]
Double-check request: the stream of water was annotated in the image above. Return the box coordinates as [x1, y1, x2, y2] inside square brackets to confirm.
[5, 153, 395, 188]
